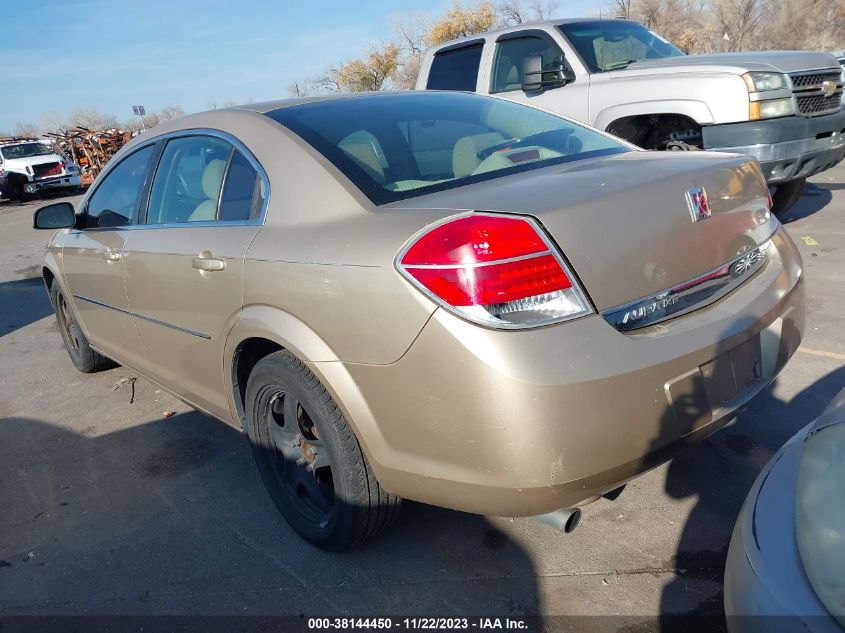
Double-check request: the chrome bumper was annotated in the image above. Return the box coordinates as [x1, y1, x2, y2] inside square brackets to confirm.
[704, 118, 845, 184]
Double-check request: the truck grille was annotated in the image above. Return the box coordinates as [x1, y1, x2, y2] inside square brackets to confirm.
[790, 69, 843, 117]
[796, 94, 842, 116]
[32, 162, 62, 178]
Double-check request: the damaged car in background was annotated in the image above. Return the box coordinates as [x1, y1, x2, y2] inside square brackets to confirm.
[0, 138, 82, 200]
[33, 91, 803, 550]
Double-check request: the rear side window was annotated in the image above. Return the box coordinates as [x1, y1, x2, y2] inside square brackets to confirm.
[85, 144, 155, 229]
[146, 135, 232, 224]
[426, 43, 484, 91]
[219, 151, 265, 222]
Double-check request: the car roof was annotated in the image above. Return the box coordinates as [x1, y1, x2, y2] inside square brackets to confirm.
[424, 17, 638, 50]
[225, 90, 465, 115]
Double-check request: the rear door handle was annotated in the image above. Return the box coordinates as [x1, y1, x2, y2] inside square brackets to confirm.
[192, 253, 226, 272]
[104, 250, 121, 262]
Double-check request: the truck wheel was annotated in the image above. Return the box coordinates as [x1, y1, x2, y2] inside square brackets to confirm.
[7, 177, 25, 202]
[244, 350, 401, 551]
[50, 285, 116, 373]
[770, 179, 806, 217]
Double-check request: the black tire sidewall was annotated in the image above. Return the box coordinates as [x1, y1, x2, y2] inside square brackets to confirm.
[50, 285, 95, 372]
[9, 178, 25, 202]
[244, 353, 356, 550]
[771, 178, 806, 216]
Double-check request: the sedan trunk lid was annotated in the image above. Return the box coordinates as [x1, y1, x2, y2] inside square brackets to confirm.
[386, 151, 777, 313]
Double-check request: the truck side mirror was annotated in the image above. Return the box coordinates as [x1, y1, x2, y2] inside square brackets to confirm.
[33, 202, 75, 230]
[521, 54, 575, 93]
[522, 55, 545, 92]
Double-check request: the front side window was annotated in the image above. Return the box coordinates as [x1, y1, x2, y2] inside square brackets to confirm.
[267, 92, 627, 205]
[558, 20, 684, 72]
[146, 135, 232, 224]
[426, 43, 484, 91]
[491, 36, 565, 93]
[85, 144, 155, 229]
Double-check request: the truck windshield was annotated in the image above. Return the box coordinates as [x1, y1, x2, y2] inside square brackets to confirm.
[266, 92, 627, 205]
[0, 143, 53, 160]
[558, 21, 684, 73]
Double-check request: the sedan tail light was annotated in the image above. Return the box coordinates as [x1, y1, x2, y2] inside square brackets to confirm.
[397, 213, 592, 328]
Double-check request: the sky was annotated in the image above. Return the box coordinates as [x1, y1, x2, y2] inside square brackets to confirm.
[0, 0, 603, 132]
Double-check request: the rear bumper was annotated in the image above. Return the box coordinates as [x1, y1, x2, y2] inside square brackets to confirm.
[333, 229, 805, 516]
[702, 110, 845, 184]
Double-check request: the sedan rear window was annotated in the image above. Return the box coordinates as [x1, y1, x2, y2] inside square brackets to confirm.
[266, 92, 627, 205]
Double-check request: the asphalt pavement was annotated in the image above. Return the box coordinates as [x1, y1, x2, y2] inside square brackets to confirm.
[1, 166, 843, 630]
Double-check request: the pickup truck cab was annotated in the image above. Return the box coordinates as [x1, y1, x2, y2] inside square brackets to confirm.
[416, 18, 845, 214]
[0, 139, 82, 201]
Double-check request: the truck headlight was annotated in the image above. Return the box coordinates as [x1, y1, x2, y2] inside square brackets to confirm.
[743, 71, 788, 92]
[750, 98, 794, 120]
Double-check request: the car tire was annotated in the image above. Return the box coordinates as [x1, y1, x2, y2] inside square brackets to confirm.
[770, 178, 806, 217]
[244, 350, 401, 551]
[49, 285, 116, 373]
[7, 177, 25, 202]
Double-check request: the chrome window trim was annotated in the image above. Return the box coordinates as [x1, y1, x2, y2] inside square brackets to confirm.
[602, 236, 775, 332]
[74, 294, 211, 339]
[72, 128, 270, 233]
[73, 141, 159, 232]
[137, 128, 270, 228]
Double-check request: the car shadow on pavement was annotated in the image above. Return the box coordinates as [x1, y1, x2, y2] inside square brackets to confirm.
[778, 182, 834, 224]
[0, 411, 541, 619]
[654, 328, 845, 633]
[0, 277, 52, 338]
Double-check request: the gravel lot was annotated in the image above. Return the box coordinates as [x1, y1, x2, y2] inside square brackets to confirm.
[1, 166, 843, 629]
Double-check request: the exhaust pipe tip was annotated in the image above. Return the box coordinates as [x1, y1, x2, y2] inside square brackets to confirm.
[534, 507, 582, 534]
[564, 508, 581, 533]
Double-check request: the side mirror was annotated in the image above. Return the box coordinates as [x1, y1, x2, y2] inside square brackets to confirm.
[521, 54, 574, 93]
[33, 202, 75, 230]
[522, 55, 545, 92]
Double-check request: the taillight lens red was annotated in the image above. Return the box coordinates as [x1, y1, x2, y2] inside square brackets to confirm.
[398, 214, 592, 328]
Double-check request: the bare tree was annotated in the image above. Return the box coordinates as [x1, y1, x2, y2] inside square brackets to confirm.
[68, 107, 118, 130]
[140, 105, 186, 129]
[157, 105, 185, 121]
[13, 122, 40, 138]
[712, 0, 773, 51]
[40, 111, 66, 135]
[498, 0, 527, 24]
[611, 0, 633, 18]
[498, 0, 559, 24]
[288, 82, 310, 98]
[390, 12, 431, 89]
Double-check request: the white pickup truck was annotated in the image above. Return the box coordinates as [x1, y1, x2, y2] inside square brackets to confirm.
[416, 18, 845, 214]
[0, 139, 82, 201]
